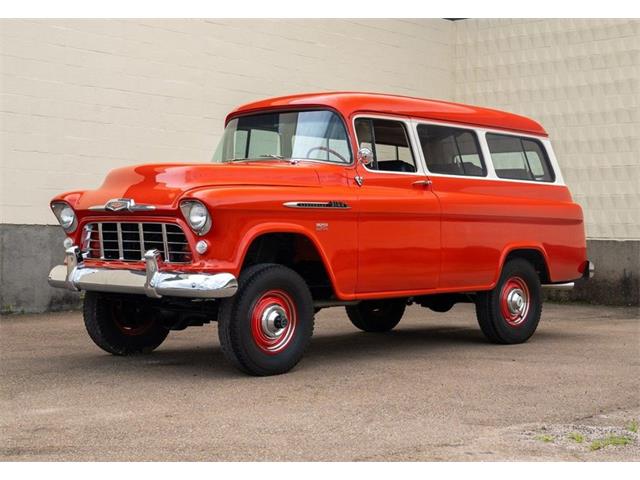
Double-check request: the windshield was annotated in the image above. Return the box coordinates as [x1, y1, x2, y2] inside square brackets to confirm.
[212, 110, 352, 164]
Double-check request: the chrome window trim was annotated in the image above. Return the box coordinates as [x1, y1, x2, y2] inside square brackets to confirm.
[351, 113, 426, 176]
[409, 118, 565, 186]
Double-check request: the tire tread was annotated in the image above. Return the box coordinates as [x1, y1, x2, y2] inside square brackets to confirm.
[83, 292, 169, 355]
[217, 263, 315, 376]
[475, 258, 542, 344]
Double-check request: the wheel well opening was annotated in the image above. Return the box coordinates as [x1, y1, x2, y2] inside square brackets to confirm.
[242, 233, 334, 301]
[504, 249, 550, 284]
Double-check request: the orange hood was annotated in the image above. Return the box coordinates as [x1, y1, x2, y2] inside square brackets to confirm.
[73, 162, 321, 211]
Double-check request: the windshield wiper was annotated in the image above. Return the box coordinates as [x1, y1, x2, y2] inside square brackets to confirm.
[260, 154, 300, 164]
[224, 155, 297, 163]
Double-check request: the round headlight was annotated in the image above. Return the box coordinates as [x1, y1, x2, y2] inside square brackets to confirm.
[180, 200, 211, 235]
[51, 202, 77, 233]
[59, 206, 75, 228]
[189, 203, 208, 230]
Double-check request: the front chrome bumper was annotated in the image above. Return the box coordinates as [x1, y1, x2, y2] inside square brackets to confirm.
[48, 246, 238, 299]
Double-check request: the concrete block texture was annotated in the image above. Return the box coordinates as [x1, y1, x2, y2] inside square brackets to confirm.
[1, 19, 639, 310]
[453, 18, 640, 240]
[0, 224, 636, 314]
[0, 18, 454, 226]
[546, 239, 639, 306]
[0, 225, 81, 314]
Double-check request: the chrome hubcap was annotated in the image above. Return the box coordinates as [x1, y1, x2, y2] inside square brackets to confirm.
[507, 289, 526, 316]
[261, 304, 289, 339]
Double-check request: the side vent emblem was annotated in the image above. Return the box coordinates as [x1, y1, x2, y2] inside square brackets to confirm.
[283, 201, 350, 209]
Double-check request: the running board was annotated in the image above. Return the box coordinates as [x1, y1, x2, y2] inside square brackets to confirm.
[313, 300, 360, 308]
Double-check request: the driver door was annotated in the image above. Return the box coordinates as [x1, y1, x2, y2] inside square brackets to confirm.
[354, 116, 441, 294]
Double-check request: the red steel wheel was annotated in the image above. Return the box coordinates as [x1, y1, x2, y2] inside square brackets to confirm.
[499, 276, 530, 327]
[476, 259, 542, 344]
[110, 299, 154, 336]
[250, 289, 297, 354]
[217, 264, 315, 376]
[83, 292, 169, 355]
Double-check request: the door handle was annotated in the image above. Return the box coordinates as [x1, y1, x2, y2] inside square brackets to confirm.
[412, 179, 432, 188]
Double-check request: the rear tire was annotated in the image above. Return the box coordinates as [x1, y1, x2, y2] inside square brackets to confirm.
[475, 258, 542, 344]
[83, 292, 169, 355]
[217, 264, 315, 376]
[346, 299, 406, 332]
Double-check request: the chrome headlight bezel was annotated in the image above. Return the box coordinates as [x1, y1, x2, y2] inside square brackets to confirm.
[51, 201, 78, 233]
[180, 200, 212, 236]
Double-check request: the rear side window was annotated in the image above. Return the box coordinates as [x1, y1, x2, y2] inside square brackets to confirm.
[354, 118, 417, 173]
[486, 133, 555, 182]
[416, 124, 486, 177]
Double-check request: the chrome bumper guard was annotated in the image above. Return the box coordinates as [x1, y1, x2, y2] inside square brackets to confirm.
[48, 246, 238, 299]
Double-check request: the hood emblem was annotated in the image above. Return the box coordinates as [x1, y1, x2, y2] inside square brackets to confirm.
[89, 198, 156, 212]
[106, 199, 131, 211]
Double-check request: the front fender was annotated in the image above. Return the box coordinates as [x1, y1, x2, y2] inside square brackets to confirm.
[187, 186, 358, 299]
[239, 222, 337, 280]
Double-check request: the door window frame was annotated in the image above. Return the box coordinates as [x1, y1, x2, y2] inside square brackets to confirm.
[351, 114, 426, 176]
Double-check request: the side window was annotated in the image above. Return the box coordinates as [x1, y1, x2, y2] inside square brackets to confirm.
[416, 124, 486, 177]
[486, 133, 555, 182]
[291, 111, 351, 162]
[354, 118, 417, 173]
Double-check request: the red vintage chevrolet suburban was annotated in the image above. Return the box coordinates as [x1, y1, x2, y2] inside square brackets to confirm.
[48, 92, 593, 375]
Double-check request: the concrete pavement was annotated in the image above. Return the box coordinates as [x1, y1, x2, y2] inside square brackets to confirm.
[1, 302, 638, 461]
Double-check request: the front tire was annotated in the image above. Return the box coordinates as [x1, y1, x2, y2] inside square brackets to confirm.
[217, 264, 314, 376]
[475, 258, 542, 344]
[83, 292, 169, 355]
[346, 299, 406, 332]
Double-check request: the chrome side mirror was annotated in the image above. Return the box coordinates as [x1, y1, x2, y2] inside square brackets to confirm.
[357, 147, 374, 166]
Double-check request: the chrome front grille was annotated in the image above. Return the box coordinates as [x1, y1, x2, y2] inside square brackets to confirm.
[83, 222, 192, 263]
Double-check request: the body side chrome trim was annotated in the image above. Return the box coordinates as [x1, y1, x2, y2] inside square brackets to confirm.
[283, 201, 350, 209]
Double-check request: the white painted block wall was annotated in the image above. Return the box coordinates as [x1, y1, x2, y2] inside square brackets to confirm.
[0, 18, 453, 225]
[453, 18, 640, 240]
[1, 18, 638, 241]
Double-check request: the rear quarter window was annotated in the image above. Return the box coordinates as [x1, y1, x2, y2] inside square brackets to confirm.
[486, 133, 555, 182]
[417, 124, 487, 177]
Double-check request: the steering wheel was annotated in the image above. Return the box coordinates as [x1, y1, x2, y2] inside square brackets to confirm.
[306, 146, 347, 163]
